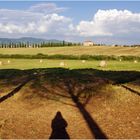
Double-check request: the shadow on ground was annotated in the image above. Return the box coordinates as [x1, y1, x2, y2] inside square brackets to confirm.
[0, 68, 140, 84]
[0, 68, 140, 139]
[49, 111, 70, 139]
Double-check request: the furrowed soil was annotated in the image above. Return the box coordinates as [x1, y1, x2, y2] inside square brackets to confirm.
[0, 68, 140, 139]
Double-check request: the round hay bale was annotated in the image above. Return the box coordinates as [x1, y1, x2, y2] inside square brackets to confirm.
[40, 59, 43, 63]
[0, 61, 2, 66]
[33, 72, 37, 75]
[7, 60, 11, 64]
[134, 60, 138, 63]
[99, 60, 107, 67]
[60, 62, 65, 66]
[82, 60, 86, 63]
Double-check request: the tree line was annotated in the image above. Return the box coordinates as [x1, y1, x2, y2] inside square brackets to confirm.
[0, 41, 82, 48]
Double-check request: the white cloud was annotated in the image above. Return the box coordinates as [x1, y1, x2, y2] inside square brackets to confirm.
[0, 4, 140, 44]
[28, 3, 67, 14]
[77, 9, 140, 37]
[0, 3, 73, 37]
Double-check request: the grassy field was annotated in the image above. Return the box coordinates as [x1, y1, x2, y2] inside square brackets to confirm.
[0, 46, 140, 56]
[0, 58, 140, 71]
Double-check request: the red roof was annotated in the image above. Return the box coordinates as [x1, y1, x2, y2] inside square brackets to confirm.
[84, 40, 93, 43]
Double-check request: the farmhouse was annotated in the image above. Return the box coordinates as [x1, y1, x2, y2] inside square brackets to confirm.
[83, 40, 94, 46]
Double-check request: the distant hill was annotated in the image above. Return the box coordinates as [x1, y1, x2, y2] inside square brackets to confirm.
[0, 37, 64, 44]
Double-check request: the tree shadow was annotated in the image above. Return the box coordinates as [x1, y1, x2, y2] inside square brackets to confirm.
[120, 84, 140, 96]
[0, 79, 31, 103]
[20, 68, 140, 139]
[38, 68, 108, 139]
[1, 68, 140, 139]
[0, 73, 34, 103]
[49, 111, 70, 139]
[64, 80, 108, 139]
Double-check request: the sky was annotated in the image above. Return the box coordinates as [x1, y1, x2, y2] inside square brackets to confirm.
[0, 1, 140, 44]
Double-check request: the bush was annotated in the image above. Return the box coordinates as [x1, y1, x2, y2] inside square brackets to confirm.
[0, 53, 140, 61]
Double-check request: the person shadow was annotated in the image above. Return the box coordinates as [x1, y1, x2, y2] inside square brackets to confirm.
[49, 111, 70, 139]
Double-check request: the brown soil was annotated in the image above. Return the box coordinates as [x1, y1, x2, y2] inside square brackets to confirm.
[0, 72, 140, 139]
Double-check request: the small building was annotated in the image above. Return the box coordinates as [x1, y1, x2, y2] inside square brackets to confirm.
[83, 41, 94, 46]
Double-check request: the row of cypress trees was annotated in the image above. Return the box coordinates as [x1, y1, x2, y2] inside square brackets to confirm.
[0, 41, 82, 48]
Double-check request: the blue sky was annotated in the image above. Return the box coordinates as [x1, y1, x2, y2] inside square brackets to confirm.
[0, 1, 140, 22]
[0, 1, 140, 44]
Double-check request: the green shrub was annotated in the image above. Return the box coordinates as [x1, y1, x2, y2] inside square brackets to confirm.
[0, 53, 140, 61]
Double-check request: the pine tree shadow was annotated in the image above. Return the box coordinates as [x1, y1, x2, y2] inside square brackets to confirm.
[0, 73, 33, 103]
[49, 111, 70, 139]
[43, 68, 108, 139]
[64, 80, 108, 139]
[1, 68, 140, 139]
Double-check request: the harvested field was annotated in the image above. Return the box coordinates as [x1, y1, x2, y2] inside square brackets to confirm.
[0, 59, 140, 71]
[0, 46, 140, 56]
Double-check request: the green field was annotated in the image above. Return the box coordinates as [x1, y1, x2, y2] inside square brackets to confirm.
[0, 58, 140, 71]
[0, 46, 140, 71]
[0, 46, 140, 56]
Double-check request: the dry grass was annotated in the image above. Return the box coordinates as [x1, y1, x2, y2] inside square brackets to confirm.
[0, 46, 140, 56]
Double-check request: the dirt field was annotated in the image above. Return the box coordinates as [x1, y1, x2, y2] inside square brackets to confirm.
[0, 68, 140, 139]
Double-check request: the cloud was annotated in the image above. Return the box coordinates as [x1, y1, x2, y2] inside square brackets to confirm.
[0, 3, 73, 37]
[28, 3, 67, 14]
[77, 9, 140, 37]
[0, 4, 140, 44]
